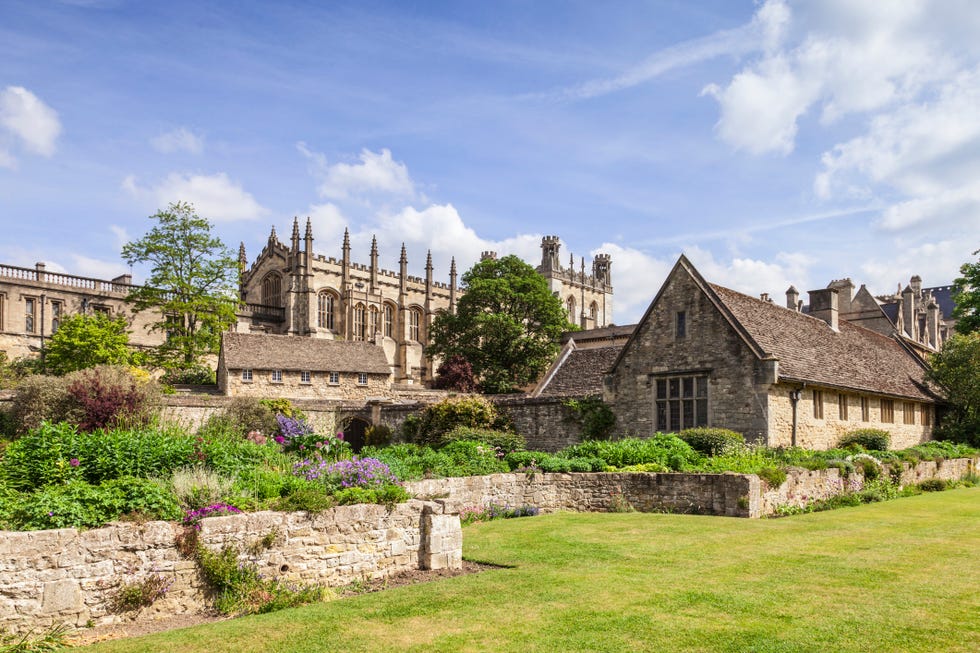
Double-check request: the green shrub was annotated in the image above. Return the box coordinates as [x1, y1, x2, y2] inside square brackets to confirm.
[64, 365, 160, 432]
[408, 396, 510, 447]
[617, 462, 668, 473]
[504, 450, 604, 473]
[838, 429, 890, 451]
[4, 477, 180, 530]
[271, 486, 336, 513]
[259, 398, 305, 420]
[161, 365, 215, 385]
[436, 426, 526, 455]
[363, 443, 455, 481]
[757, 466, 787, 488]
[563, 396, 616, 440]
[678, 427, 746, 456]
[206, 397, 278, 438]
[562, 435, 700, 471]
[365, 424, 393, 448]
[440, 440, 509, 476]
[9, 374, 71, 434]
[170, 466, 237, 509]
[918, 479, 949, 492]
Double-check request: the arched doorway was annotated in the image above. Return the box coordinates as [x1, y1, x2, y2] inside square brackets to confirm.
[340, 417, 370, 453]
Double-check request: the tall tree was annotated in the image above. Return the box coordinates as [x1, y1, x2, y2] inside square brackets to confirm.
[122, 202, 238, 371]
[428, 255, 572, 393]
[952, 248, 980, 334]
[927, 332, 980, 446]
[43, 313, 131, 375]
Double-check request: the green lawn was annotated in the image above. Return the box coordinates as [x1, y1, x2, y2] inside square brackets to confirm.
[83, 487, 980, 653]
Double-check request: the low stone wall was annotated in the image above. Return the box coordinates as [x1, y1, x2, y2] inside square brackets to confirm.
[492, 396, 585, 452]
[407, 472, 756, 518]
[760, 456, 979, 514]
[0, 500, 461, 635]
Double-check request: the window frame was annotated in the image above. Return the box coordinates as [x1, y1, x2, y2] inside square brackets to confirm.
[241, 369, 253, 383]
[383, 304, 394, 338]
[300, 371, 312, 384]
[675, 310, 687, 339]
[654, 373, 708, 432]
[317, 291, 336, 330]
[409, 308, 421, 342]
[270, 369, 283, 383]
[903, 401, 915, 425]
[860, 396, 870, 422]
[24, 296, 36, 333]
[812, 390, 824, 420]
[357, 372, 368, 386]
[880, 399, 895, 424]
[838, 393, 848, 421]
[50, 300, 63, 333]
[353, 303, 366, 341]
[328, 371, 340, 385]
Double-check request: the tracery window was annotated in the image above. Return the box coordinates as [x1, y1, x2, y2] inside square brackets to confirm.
[369, 306, 379, 339]
[317, 291, 336, 330]
[409, 308, 421, 342]
[566, 296, 576, 322]
[261, 273, 282, 306]
[353, 304, 366, 341]
[383, 304, 394, 338]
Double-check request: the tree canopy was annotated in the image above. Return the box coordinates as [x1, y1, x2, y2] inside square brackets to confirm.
[952, 248, 980, 334]
[428, 255, 572, 393]
[43, 313, 132, 375]
[927, 332, 980, 446]
[122, 201, 239, 371]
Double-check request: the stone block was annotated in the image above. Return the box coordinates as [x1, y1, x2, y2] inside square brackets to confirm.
[41, 579, 82, 614]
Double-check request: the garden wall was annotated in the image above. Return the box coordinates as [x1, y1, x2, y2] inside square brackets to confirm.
[0, 499, 461, 635]
[407, 471, 757, 517]
[491, 396, 585, 452]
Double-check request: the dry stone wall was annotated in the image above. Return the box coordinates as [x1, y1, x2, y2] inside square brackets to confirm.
[0, 500, 461, 635]
[408, 471, 756, 518]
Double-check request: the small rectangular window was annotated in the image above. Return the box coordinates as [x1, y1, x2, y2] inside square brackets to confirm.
[903, 401, 915, 425]
[271, 370, 283, 383]
[93, 304, 111, 315]
[25, 297, 36, 333]
[300, 371, 311, 384]
[241, 369, 253, 382]
[812, 390, 824, 419]
[861, 397, 870, 422]
[675, 311, 687, 339]
[922, 405, 932, 426]
[328, 371, 340, 385]
[881, 399, 894, 424]
[357, 372, 368, 385]
[838, 393, 848, 421]
[51, 301, 62, 333]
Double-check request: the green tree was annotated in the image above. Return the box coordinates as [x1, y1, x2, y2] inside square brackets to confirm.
[952, 248, 980, 334]
[122, 202, 238, 371]
[43, 313, 131, 375]
[428, 255, 572, 393]
[927, 332, 980, 446]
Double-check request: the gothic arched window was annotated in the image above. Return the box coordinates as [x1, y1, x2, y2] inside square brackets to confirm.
[566, 296, 576, 321]
[590, 301, 598, 321]
[383, 303, 394, 337]
[317, 291, 336, 330]
[409, 307, 422, 342]
[353, 304, 366, 341]
[261, 273, 282, 306]
[369, 306, 379, 338]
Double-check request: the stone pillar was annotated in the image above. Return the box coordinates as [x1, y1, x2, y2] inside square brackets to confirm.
[419, 501, 462, 570]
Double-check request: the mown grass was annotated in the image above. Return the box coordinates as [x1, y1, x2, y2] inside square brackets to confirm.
[82, 487, 980, 653]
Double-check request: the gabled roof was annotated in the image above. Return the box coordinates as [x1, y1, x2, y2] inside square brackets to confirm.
[221, 332, 391, 374]
[532, 339, 623, 398]
[560, 324, 635, 345]
[612, 255, 933, 402]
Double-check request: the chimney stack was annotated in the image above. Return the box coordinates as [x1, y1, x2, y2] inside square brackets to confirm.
[808, 288, 839, 331]
[786, 285, 799, 311]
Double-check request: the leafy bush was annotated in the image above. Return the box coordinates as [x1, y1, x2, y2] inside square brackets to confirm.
[408, 396, 510, 447]
[170, 466, 237, 509]
[440, 440, 509, 476]
[757, 466, 787, 488]
[504, 450, 605, 473]
[436, 426, 526, 455]
[364, 424, 393, 448]
[4, 477, 180, 530]
[563, 396, 616, 440]
[838, 429, 891, 451]
[65, 365, 158, 432]
[918, 479, 949, 492]
[9, 374, 71, 434]
[270, 486, 337, 513]
[161, 365, 216, 385]
[431, 354, 478, 392]
[678, 427, 746, 456]
[204, 397, 278, 439]
[562, 435, 700, 471]
[108, 573, 174, 613]
[294, 456, 399, 489]
[260, 398, 306, 420]
[363, 443, 455, 481]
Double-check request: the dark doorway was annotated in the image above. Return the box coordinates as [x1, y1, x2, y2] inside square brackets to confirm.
[341, 417, 370, 453]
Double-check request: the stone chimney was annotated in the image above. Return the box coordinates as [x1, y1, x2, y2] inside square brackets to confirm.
[786, 285, 799, 311]
[901, 285, 916, 340]
[827, 278, 854, 314]
[910, 274, 922, 296]
[808, 287, 839, 331]
[35, 262, 46, 282]
[927, 299, 940, 349]
[480, 251, 497, 261]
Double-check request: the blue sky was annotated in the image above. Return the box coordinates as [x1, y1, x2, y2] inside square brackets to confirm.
[2, 0, 979, 323]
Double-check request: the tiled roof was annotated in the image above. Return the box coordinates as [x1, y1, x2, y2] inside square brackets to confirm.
[560, 324, 635, 345]
[221, 333, 391, 374]
[708, 284, 932, 401]
[536, 343, 623, 397]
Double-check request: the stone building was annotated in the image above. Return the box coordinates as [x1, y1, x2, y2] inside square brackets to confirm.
[531, 324, 633, 398]
[605, 256, 936, 450]
[813, 276, 956, 353]
[0, 262, 159, 360]
[217, 332, 392, 400]
[0, 222, 613, 387]
[235, 219, 614, 383]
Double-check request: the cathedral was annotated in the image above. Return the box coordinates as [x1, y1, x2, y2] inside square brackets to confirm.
[234, 218, 614, 383]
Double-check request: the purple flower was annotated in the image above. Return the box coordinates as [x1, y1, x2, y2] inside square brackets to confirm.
[274, 435, 285, 444]
[69, 458, 80, 467]
[336, 432, 344, 441]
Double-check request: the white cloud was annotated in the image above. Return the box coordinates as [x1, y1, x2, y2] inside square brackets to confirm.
[151, 127, 204, 154]
[122, 172, 268, 222]
[67, 254, 128, 280]
[0, 86, 62, 166]
[298, 145, 415, 201]
[109, 224, 129, 249]
[859, 239, 968, 296]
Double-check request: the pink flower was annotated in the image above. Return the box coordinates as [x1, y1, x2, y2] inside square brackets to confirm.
[69, 458, 80, 467]
[336, 432, 344, 440]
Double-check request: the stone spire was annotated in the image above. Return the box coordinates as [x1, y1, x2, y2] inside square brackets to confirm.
[290, 217, 300, 254]
[267, 225, 277, 246]
[304, 217, 313, 250]
[399, 243, 408, 299]
[425, 250, 433, 304]
[449, 257, 458, 312]
[370, 235, 379, 292]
